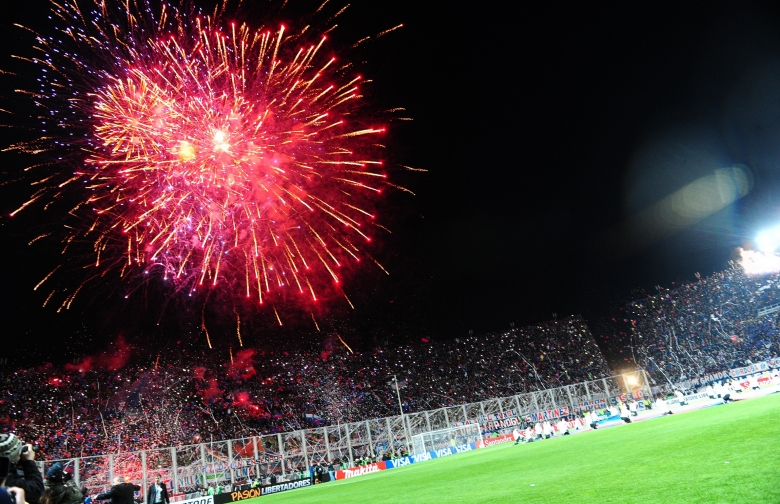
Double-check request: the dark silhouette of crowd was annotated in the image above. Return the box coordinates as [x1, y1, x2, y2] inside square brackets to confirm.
[0, 316, 609, 460]
[626, 266, 780, 385]
[4, 265, 780, 463]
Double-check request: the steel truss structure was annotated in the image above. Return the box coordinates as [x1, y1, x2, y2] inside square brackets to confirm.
[42, 370, 649, 497]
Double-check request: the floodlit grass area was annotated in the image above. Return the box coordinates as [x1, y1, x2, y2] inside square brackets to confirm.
[258, 393, 780, 503]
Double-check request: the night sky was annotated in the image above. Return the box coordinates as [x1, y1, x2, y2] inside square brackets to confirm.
[3, 0, 780, 365]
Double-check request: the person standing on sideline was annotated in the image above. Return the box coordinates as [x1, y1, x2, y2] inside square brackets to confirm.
[146, 476, 169, 504]
[628, 400, 638, 417]
[674, 389, 686, 407]
[542, 421, 552, 439]
[585, 410, 597, 430]
[95, 477, 140, 504]
[327, 460, 336, 482]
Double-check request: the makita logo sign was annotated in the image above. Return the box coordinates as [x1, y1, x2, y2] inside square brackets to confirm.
[336, 461, 387, 480]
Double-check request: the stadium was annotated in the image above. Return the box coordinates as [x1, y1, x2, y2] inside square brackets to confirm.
[2, 1, 780, 504]
[1, 266, 779, 502]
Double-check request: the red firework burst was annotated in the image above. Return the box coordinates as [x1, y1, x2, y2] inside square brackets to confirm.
[8, 0, 408, 317]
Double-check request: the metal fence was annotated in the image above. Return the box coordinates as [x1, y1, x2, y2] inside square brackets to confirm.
[42, 370, 649, 498]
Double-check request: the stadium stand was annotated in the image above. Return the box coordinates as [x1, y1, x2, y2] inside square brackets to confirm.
[0, 316, 608, 460]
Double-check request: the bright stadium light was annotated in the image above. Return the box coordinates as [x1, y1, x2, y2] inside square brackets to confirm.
[756, 224, 780, 252]
[738, 248, 780, 275]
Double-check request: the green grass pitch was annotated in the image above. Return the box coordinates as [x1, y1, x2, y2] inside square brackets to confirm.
[255, 392, 780, 503]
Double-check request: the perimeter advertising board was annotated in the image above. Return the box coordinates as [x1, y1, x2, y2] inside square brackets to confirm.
[212, 477, 312, 502]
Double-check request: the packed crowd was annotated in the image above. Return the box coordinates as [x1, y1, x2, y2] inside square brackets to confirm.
[627, 266, 780, 384]
[0, 316, 609, 460]
[7, 264, 780, 464]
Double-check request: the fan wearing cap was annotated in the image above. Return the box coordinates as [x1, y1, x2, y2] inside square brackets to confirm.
[41, 464, 82, 504]
[0, 433, 44, 504]
[95, 477, 140, 504]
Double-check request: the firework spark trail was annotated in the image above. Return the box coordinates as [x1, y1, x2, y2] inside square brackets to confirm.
[9, 0, 403, 317]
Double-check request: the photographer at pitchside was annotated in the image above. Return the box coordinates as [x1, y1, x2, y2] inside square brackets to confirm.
[0, 433, 44, 504]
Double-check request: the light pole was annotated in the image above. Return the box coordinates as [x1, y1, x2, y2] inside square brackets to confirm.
[392, 375, 412, 453]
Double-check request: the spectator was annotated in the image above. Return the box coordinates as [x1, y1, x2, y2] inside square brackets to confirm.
[145, 476, 169, 504]
[95, 477, 140, 504]
[41, 463, 82, 504]
[2, 487, 27, 504]
[0, 433, 44, 504]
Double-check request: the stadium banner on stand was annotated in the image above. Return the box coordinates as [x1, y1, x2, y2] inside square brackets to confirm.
[571, 398, 608, 414]
[481, 417, 523, 430]
[684, 358, 778, 388]
[456, 406, 576, 432]
[730, 362, 770, 378]
[451, 420, 480, 427]
[335, 461, 387, 480]
[526, 407, 570, 423]
[231, 467, 250, 480]
[480, 409, 517, 422]
[177, 475, 202, 489]
[177, 497, 214, 504]
[608, 390, 645, 405]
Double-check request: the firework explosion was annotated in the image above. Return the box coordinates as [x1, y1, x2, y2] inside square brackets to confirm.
[7, 0, 405, 320]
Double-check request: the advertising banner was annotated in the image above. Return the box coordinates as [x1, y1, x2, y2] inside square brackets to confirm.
[384, 450, 441, 470]
[730, 362, 770, 378]
[684, 358, 778, 387]
[176, 497, 214, 504]
[384, 456, 414, 470]
[571, 398, 608, 414]
[429, 442, 475, 459]
[479, 409, 517, 422]
[526, 407, 570, 423]
[335, 461, 387, 480]
[475, 434, 514, 448]
[666, 392, 709, 406]
[212, 477, 312, 502]
[482, 417, 523, 430]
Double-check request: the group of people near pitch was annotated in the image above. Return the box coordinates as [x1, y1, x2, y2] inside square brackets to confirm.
[0, 433, 170, 504]
[506, 374, 771, 445]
